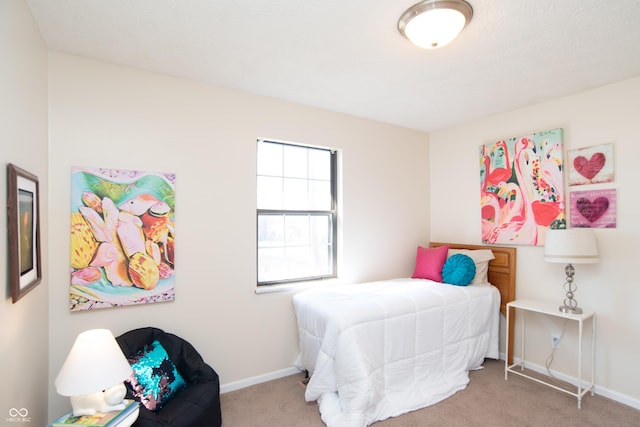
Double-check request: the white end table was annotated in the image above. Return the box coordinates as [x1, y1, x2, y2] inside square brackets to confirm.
[504, 299, 596, 408]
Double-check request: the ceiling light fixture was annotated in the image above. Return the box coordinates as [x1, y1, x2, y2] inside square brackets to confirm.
[398, 0, 473, 49]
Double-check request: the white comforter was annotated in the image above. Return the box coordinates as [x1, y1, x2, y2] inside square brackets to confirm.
[292, 278, 500, 427]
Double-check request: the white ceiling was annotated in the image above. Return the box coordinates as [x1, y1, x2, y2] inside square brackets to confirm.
[26, 0, 640, 133]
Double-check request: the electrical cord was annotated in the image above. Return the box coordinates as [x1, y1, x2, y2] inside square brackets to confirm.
[545, 318, 567, 385]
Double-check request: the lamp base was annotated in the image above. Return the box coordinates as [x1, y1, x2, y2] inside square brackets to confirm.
[559, 263, 582, 315]
[559, 305, 582, 315]
[70, 383, 127, 416]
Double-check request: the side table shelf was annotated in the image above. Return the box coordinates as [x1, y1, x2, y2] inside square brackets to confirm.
[504, 299, 596, 408]
[49, 402, 139, 427]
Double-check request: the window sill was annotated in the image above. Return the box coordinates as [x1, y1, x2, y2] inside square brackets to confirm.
[254, 278, 342, 294]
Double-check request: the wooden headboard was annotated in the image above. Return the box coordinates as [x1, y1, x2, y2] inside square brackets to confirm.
[429, 242, 517, 363]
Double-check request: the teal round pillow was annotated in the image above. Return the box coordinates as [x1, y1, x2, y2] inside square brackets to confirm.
[442, 254, 476, 286]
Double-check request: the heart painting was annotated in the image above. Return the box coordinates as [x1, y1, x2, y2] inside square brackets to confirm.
[576, 197, 609, 222]
[568, 143, 614, 186]
[573, 153, 605, 180]
[570, 189, 616, 228]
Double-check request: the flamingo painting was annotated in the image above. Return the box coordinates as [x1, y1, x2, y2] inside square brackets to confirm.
[480, 128, 565, 246]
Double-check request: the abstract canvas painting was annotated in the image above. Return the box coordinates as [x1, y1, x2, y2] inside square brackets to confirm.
[567, 143, 614, 186]
[570, 189, 616, 228]
[480, 128, 565, 246]
[70, 166, 176, 311]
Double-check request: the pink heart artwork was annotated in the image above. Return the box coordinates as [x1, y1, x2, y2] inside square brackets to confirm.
[573, 153, 605, 180]
[576, 197, 609, 222]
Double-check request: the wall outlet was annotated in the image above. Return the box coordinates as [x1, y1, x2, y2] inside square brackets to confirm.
[551, 333, 561, 349]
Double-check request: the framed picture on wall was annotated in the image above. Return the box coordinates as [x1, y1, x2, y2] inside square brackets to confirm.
[479, 128, 565, 246]
[69, 166, 176, 311]
[569, 189, 617, 228]
[567, 143, 614, 186]
[7, 163, 42, 303]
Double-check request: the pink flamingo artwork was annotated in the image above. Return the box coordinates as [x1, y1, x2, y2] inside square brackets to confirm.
[480, 128, 565, 246]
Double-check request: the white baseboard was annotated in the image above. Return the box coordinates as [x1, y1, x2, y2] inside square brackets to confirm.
[220, 366, 302, 394]
[499, 352, 640, 410]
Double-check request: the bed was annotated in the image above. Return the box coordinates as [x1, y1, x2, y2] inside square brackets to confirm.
[292, 242, 516, 427]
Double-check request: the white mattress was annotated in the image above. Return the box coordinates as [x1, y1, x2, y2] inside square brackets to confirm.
[292, 278, 500, 427]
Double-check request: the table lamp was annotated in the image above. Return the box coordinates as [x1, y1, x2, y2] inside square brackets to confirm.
[544, 228, 599, 314]
[55, 329, 133, 416]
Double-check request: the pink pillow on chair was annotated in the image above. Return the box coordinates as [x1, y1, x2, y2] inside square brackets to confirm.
[411, 245, 450, 282]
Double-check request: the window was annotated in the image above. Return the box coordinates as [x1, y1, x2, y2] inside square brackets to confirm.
[257, 139, 337, 285]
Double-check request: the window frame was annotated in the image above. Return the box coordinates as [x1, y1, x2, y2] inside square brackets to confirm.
[256, 138, 338, 286]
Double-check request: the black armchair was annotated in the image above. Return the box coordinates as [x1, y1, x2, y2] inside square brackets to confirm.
[116, 327, 222, 427]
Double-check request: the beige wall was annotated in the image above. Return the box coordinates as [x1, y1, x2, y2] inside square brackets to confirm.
[46, 53, 430, 417]
[430, 76, 640, 408]
[0, 1, 49, 425]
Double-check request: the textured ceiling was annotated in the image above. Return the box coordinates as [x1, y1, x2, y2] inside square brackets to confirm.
[26, 0, 640, 132]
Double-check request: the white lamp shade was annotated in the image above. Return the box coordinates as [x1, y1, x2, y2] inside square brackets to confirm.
[398, 0, 473, 49]
[544, 228, 599, 264]
[55, 329, 133, 397]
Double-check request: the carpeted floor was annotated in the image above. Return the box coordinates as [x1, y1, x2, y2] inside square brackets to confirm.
[220, 359, 639, 426]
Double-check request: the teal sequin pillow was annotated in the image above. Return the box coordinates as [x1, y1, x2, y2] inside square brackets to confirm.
[442, 254, 476, 286]
[126, 340, 186, 411]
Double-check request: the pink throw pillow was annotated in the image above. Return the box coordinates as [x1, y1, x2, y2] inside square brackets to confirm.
[411, 245, 450, 282]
